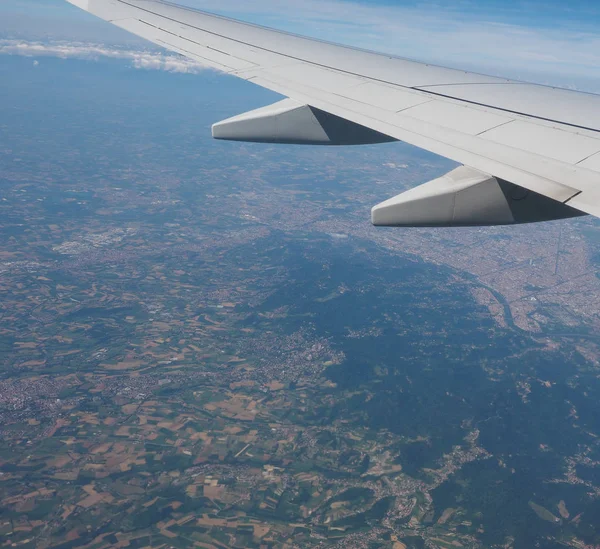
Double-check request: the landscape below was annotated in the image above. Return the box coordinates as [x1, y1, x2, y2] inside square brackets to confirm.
[2, 55, 600, 549]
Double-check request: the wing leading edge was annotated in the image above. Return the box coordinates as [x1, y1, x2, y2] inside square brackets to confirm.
[65, 0, 600, 226]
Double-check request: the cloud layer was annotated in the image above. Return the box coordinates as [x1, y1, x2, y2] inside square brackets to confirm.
[0, 39, 208, 74]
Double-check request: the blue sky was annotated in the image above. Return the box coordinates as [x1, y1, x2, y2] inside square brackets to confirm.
[2, 0, 600, 91]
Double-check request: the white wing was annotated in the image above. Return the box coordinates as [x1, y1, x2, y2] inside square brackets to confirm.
[65, 0, 600, 226]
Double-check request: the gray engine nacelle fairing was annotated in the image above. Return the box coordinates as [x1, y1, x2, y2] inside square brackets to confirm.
[371, 166, 585, 227]
[212, 99, 396, 145]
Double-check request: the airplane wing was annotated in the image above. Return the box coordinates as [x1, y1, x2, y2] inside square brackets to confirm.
[65, 0, 600, 227]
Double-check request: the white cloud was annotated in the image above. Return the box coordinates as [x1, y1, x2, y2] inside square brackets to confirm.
[0, 39, 209, 74]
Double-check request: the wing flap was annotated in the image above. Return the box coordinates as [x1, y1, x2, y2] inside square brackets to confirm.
[480, 121, 600, 165]
[343, 83, 433, 112]
[398, 100, 512, 136]
[579, 153, 600, 171]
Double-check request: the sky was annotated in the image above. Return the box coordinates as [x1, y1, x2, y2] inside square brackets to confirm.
[2, 0, 600, 91]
